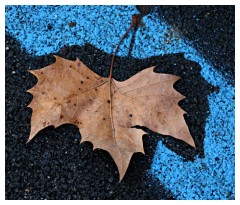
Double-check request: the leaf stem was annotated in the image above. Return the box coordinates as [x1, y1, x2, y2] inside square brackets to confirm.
[109, 14, 140, 79]
[108, 15, 140, 157]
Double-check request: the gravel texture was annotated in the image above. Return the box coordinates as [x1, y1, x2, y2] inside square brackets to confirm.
[155, 5, 235, 85]
[5, 5, 235, 200]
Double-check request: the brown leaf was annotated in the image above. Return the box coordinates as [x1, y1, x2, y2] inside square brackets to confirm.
[27, 56, 195, 180]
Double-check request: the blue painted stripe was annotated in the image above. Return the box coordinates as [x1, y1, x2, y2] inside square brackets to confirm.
[5, 5, 235, 199]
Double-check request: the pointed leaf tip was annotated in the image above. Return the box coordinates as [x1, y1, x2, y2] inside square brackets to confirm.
[149, 66, 156, 72]
[188, 138, 196, 148]
[26, 138, 31, 144]
[28, 70, 35, 75]
[174, 75, 181, 82]
[53, 55, 61, 61]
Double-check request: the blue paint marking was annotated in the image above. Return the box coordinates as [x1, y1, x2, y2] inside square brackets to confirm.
[5, 6, 235, 199]
[5, 5, 138, 56]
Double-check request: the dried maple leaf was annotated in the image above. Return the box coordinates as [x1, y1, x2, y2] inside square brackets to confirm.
[27, 56, 195, 180]
[26, 15, 195, 181]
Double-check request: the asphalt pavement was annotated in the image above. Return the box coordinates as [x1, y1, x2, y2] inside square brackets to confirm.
[5, 5, 235, 200]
